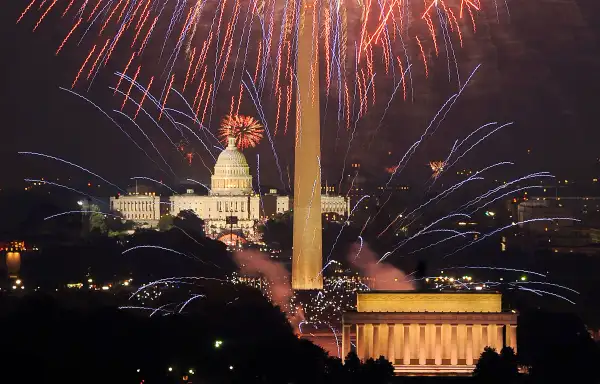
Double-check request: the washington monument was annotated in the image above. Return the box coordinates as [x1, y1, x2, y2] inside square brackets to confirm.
[291, 0, 323, 290]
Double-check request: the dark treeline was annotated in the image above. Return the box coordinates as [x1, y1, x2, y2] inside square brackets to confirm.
[0, 286, 394, 384]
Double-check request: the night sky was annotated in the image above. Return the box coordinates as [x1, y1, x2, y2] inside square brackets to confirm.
[1, 0, 600, 192]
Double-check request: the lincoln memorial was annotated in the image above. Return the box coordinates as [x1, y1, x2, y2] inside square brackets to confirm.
[342, 292, 517, 375]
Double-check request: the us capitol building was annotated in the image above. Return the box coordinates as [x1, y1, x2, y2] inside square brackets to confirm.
[110, 136, 349, 239]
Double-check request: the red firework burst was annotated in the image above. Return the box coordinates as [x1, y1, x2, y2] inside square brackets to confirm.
[218, 114, 264, 150]
[429, 161, 446, 179]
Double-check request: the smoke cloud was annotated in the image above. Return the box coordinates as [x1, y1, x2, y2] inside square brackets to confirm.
[348, 242, 415, 291]
[233, 250, 304, 326]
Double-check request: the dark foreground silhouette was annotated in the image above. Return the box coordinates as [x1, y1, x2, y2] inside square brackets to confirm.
[0, 287, 394, 384]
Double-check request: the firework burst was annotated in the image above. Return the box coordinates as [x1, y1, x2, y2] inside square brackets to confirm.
[429, 160, 446, 179]
[219, 114, 264, 150]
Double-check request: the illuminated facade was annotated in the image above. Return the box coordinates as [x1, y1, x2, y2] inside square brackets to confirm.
[171, 137, 261, 238]
[292, 0, 323, 290]
[171, 138, 347, 239]
[110, 193, 161, 228]
[342, 292, 517, 375]
[110, 136, 348, 241]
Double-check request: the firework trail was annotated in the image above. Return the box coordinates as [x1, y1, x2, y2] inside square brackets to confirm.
[111, 86, 180, 153]
[350, 242, 414, 290]
[378, 161, 512, 238]
[467, 185, 545, 214]
[515, 286, 576, 305]
[326, 194, 370, 263]
[24, 178, 107, 206]
[113, 109, 176, 176]
[130, 176, 179, 194]
[443, 217, 580, 258]
[122, 245, 189, 256]
[178, 294, 206, 313]
[513, 281, 579, 295]
[186, 178, 211, 192]
[353, 236, 364, 260]
[407, 231, 480, 255]
[11, 0, 506, 160]
[453, 172, 553, 214]
[58, 87, 165, 171]
[118, 306, 175, 314]
[380, 213, 471, 261]
[444, 122, 514, 170]
[129, 276, 227, 299]
[18, 151, 124, 192]
[150, 303, 176, 317]
[242, 75, 284, 188]
[44, 210, 122, 221]
[256, 154, 265, 218]
[441, 266, 547, 278]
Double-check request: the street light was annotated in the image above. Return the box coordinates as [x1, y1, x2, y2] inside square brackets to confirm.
[77, 200, 83, 206]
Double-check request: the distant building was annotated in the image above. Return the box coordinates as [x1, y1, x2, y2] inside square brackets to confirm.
[517, 200, 575, 232]
[110, 192, 162, 228]
[322, 194, 351, 216]
[343, 292, 517, 375]
[168, 137, 350, 239]
[170, 137, 261, 238]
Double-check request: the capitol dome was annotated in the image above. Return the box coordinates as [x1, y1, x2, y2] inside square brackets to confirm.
[210, 136, 253, 195]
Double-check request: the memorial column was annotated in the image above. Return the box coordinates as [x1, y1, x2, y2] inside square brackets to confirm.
[403, 324, 411, 365]
[387, 324, 395, 363]
[357, 324, 366, 361]
[435, 325, 442, 365]
[466, 325, 474, 365]
[450, 324, 458, 366]
[373, 324, 380, 358]
[366, 324, 374, 359]
[508, 325, 517, 353]
[496, 325, 504, 351]
[342, 324, 351, 360]
[419, 324, 426, 365]
[481, 324, 489, 351]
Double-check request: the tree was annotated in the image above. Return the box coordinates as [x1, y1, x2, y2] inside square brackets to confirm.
[344, 351, 362, 374]
[362, 356, 394, 383]
[259, 211, 293, 250]
[173, 209, 204, 236]
[520, 311, 600, 383]
[474, 347, 503, 383]
[499, 346, 519, 380]
[158, 214, 174, 231]
[342, 352, 394, 384]
[0, 287, 347, 384]
[474, 346, 519, 384]
[105, 211, 135, 235]
[88, 204, 107, 235]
